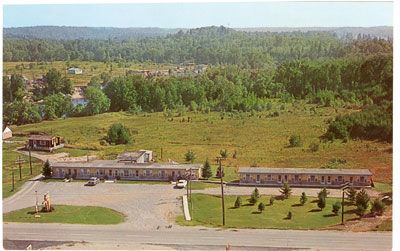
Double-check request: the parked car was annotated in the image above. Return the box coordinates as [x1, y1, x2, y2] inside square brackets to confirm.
[176, 179, 187, 188]
[89, 177, 100, 184]
[86, 180, 96, 186]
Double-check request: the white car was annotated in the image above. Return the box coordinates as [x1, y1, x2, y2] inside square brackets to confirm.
[176, 179, 187, 188]
[89, 177, 100, 184]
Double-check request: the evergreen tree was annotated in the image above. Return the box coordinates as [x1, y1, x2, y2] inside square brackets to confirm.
[106, 123, 131, 145]
[202, 158, 212, 179]
[258, 202, 265, 213]
[300, 192, 308, 205]
[318, 196, 326, 211]
[318, 188, 329, 199]
[370, 198, 385, 216]
[332, 201, 341, 215]
[346, 187, 357, 204]
[234, 197, 242, 208]
[279, 183, 292, 199]
[42, 160, 52, 178]
[185, 150, 196, 163]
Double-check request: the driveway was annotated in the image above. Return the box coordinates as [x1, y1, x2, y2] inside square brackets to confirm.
[3, 181, 187, 230]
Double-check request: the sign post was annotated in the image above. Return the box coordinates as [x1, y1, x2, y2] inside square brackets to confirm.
[216, 156, 225, 226]
[341, 182, 350, 225]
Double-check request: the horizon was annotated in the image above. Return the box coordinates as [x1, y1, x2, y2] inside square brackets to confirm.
[3, 2, 393, 28]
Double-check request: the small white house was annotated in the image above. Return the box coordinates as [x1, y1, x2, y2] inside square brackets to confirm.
[2, 126, 12, 140]
[67, 68, 83, 74]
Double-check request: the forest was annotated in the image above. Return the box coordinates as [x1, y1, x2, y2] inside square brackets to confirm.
[3, 26, 393, 143]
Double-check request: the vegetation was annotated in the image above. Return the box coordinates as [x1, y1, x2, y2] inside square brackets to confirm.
[178, 193, 360, 229]
[370, 199, 385, 216]
[185, 150, 196, 163]
[373, 219, 392, 231]
[249, 188, 260, 205]
[317, 197, 326, 211]
[106, 123, 131, 145]
[332, 201, 341, 215]
[355, 189, 370, 218]
[234, 197, 242, 208]
[220, 149, 228, 159]
[289, 135, 302, 147]
[42, 160, 51, 177]
[300, 192, 307, 205]
[3, 205, 125, 225]
[258, 202, 265, 213]
[202, 158, 212, 179]
[318, 188, 329, 199]
[287, 211, 292, 220]
[269, 197, 275, 205]
[280, 183, 292, 199]
[346, 187, 357, 204]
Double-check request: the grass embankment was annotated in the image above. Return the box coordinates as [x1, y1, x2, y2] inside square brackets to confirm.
[3, 205, 125, 225]
[177, 193, 359, 229]
[3, 61, 175, 86]
[2, 143, 43, 198]
[372, 218, 392, 231]
[11, 104, 392, 183]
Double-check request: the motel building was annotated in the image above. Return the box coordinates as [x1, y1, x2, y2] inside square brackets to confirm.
[238, 167, 372, 188]
[51, 150, 202, 181]
[27, 135, 64, 152]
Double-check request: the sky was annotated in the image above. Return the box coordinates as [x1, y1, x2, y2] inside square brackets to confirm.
[2, 1, 393, 28]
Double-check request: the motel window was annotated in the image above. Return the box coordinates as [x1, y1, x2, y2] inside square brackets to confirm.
[338, 176, 343, 182]
[96, 169, 99, 175]
[310, 176, 315, 182]
[143, 170, 147, 176]
[284, 175, 288, 182]
[360, 176, 365, 183]
[62, 169, 65, 175]
[294, 175, 299, 181]
[278, 175, 282, 182]
[149, 170, 153, 176]
[81, 169, 84, 174]
[120, 170, 124, 176]
[158, 171, 162, 177]
[321, 176, 325, 183]
[267, 174, 272, 181]
[350, 177, 353, 183]
[256, 175, 260, 182]
[246, 174, 250, 180]
[115, 170, 118, 176]
[162, 170, 166, 177]
[136, 170, 139, 177]
[124, 170, 129, 176]
[328, 176, 331, 183]
[109, 170, 112, 176]
[56, 169, 60, 176]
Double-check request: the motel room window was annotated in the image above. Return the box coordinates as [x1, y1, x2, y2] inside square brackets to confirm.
[278, 175, 282, 182]
[267, 174, 272, 181]
[96, 169, 99, 175]
[143, 170, 147, 176]
[62, 169, 65, 175]
[81, 169, 84, 175]
[136, 170, 139, 177]
[115, 170, 118, 176]
[100, 169, 103, 175]
[321, 176, 325, 183]
[129, 170, 132, 176]
[256, 175, 260, 182]
[360, 176, 365, 183]
[56, 169, 60, 176]
[149, 170, 153, 176]
[109, 170, 112, 176]
[310, 176, 315, 182]
[327, 176, 331, 183]
[294, 175, 299, 181]
[124, 170, 129, 176]
[158, 171, 162, 177]
[162, 170, 166, 177]
[338, 176, 343, 182]
[350, 177, 353, 183]
[246, 174, 250, 180]
[284, 175, 288, 182]
[120, 170, 124, 177]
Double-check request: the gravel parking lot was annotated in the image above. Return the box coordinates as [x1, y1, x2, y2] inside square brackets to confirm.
[3, 181, 186, 230]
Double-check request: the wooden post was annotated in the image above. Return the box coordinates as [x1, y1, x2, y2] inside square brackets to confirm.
[341, 190, 345, 225]
[12, 171, 14, 191]
[29, 148, 32, 175]
[218, 157, 225, 226]
[190, 168, 193, 217]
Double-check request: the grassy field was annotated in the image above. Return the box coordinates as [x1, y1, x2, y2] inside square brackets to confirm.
[2, 143, 43, 198]
[10, 105, 392, 183]
[190, 181, 221, 190]
[372, 218, 392, 231]
[373, 182, 392, 193]
[3, 61, 176, 86]
[177, 193, 358, 229]
[3, 205, 125, 225]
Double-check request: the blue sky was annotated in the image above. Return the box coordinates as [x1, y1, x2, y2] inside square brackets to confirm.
[3, 2, 393, 28]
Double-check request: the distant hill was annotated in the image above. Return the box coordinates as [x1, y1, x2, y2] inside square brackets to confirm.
[4, 25, 392, 40]
[235, 26, 393, 40]
[3, 26, 185, 40]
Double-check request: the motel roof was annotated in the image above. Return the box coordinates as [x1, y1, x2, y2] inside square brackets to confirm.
[52, 160, 202, 170]
[116, 150, 149, 161]
[238, 167, 372, 176]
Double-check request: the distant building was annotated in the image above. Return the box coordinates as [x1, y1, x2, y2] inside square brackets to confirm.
[2, 126, 12, 140]
[71, 86, 88, 107]
[238, 167, 372, 188]
[67, 68, 83, 74]
[27, 135, 64, 152]
[116, 150, 153, 163]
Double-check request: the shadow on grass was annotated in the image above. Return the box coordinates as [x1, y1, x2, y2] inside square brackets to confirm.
[243, 203, 255, 207]
[228, 207, 238, 209]
[323, 213, 339, 217]
[275, 195, 285, 201]
[346, 217, 361, 222]
[26, 211, 36, 215]
[283, 217, 292, 220]
[345, 209, 358, 214]
[291, 204, 303, 207]
[343, 201, 353, 206]
[309, 209, 322, 212]
[251, 211, 262, 214]
[311, 199, 319, 203]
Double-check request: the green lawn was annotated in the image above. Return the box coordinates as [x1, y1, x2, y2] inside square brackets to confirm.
[177, 193, 359, 229]
[2, 143, 43, 198]
[207, 165, 239, 183]
[3, 205, 125, 225]
[54, 147, 90, 157]
[190, 181, 220, 190]
[373, 182, 392, 193]
[372, 218, 392, 231]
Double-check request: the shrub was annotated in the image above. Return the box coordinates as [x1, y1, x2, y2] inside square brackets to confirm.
[300, 192, 307, 205]
[234, 197, 242, 208]
[318, 188, 329, 199]
[269, 197, 275, 205]
[258, 202, 265, 212]
[106, 123, 131, 145]
[332, 201, 341, 215]
[249, 193, 258, 205]
[279, 183, 292, 199]
[356, 204, 367, 218]
[287, 211, 292, 219]
[318, 196, 326, 211]
[309, 142, 320, 152]
[355, 189, 370, 210]
[232, 150, 237, 159]
[220, 149, 228, 159]
[371, 199, 385, 216]
[289, 135, 302, 147]
[202, 158, 212, 179]
[185, 150, 196, 163]
[252, 187, 260, 199]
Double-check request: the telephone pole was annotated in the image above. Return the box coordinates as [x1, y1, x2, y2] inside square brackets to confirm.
[15, 156, 25, 180]
[217, 156, 225, 226]
[29, 148, 32, 175]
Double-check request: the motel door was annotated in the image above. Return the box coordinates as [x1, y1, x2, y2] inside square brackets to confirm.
[256, 175, 260, 183]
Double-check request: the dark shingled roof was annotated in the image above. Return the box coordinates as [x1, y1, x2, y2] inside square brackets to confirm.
[28, 135, 55, 141]
[238, 167, 372, 176]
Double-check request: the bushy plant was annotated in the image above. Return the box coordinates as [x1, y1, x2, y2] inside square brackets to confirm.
[371, 198, 385, 216]
[287, 211, 292, 219]
[269, 197, 275, 205]
[202, 158, 212, 179]
[289, 135, 302, 147]
[106, 123, 131, 145]
[346, 187, 357, 204]
[185, 150, 196, 163]
[318, 196, 326, 211]
[42, 160, 52, 177]
[220, 149, 228, 159]
[332, 201, 341, 215]
[234, 197, 242, 208]
[258, 202, 265, 213]
[279, 183, 292, 199]
[300, 192, 307, 205]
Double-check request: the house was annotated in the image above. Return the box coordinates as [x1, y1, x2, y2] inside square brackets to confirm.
[238, 167, 372, 188]
[51, 159, 202, 181]
[67, 68, 83, 74]
[27, 135, 64, 152]
[71, 86, 88, 107]
[2, 126, 12, 140]
[116, 150, 153, 163]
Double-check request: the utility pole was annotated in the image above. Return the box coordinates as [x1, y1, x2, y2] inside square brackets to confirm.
[341, 182, 350, 225]
[29, 148, 32, 175]
[217, 156, 225, 226]
[190, 168, 193, 217]
[12, 171, 15, 191]
[15, 156, 25, 180]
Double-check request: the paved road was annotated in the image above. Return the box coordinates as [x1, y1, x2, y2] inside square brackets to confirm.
[3, 223, 392, 250]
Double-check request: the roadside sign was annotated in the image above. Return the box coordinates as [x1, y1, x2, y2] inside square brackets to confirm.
[341, 182, 350, 190]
